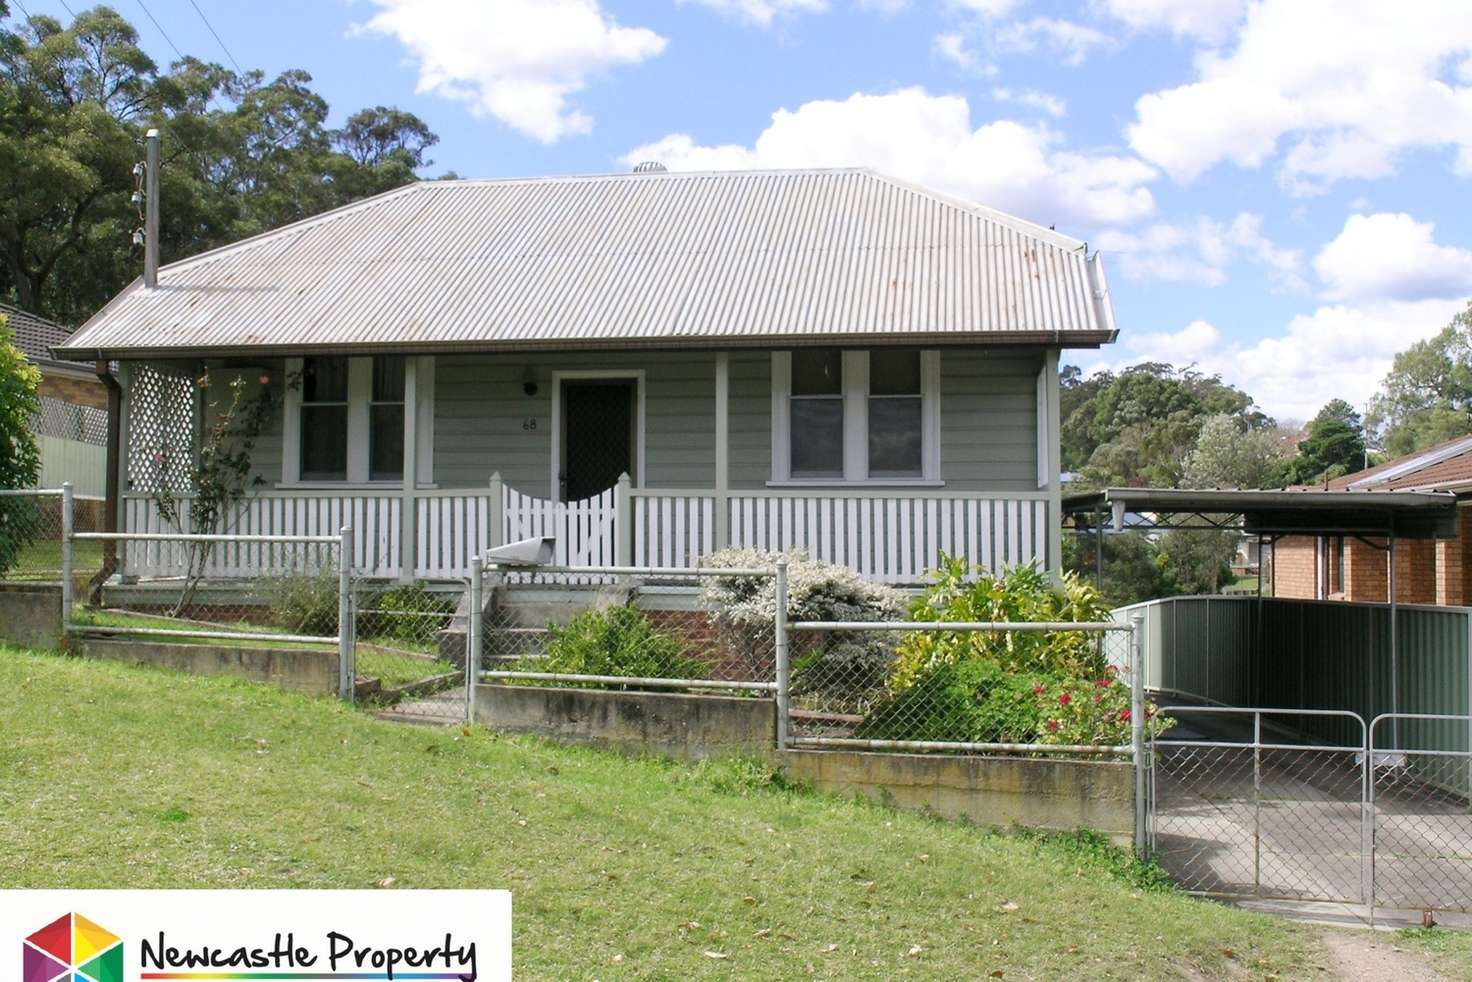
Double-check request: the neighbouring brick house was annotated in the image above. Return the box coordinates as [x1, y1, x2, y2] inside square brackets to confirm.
[1270, 435, 1472, 606]
[1, 302, 109, 495]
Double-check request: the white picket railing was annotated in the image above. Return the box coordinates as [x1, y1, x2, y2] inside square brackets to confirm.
[726, 491, 1047, 583]
[121, 484, 1049, 583]
[122, 492, 401, 577]
[630, 490, 716, 568]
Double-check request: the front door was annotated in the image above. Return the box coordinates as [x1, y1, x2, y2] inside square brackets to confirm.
[560, 379, 636, 501]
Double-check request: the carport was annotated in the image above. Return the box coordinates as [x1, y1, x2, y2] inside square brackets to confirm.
[1062, 487, 1471, 919]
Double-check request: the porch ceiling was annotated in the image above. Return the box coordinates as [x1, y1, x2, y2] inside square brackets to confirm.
[56, 169, 1117, 361]
[1063, 486, 1460, 538]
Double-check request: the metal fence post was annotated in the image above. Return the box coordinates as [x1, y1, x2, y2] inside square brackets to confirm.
[1130, 612, 1147, 856]
[468, 555, 483, 725]
[774, 559, 790, 752]
[60, 482, 74, 625]
[338, 525, 354, 702]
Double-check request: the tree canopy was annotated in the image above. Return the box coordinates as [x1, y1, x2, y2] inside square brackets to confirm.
[1283, 399, 1368, 485]
[1366, 302, 1472, 457]
[0, 5, 439, 324]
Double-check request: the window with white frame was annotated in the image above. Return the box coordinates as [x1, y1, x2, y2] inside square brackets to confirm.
[285, 355, 434, 485]
[369, 356, 406, 481]
[299, 356, 350, 481]
[771, 348, 940, 484]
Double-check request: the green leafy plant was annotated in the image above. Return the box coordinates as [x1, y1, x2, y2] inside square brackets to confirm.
[514, 605, 706, 690]
[861, 556, 1170, 746]
[889, 558, 1113, 693]
[155, 371, 284, 614]
[358, 582, 455, 645]
[0, 316, 42, 577]
[261, 569, 339, 636]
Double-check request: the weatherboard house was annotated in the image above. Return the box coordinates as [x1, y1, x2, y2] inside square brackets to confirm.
[56, 168, 1119, 584]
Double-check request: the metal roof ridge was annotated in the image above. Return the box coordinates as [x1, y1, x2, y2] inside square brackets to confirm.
[1346, 435, 1472, 489]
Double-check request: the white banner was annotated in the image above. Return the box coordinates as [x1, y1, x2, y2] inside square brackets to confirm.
[6, 890, 511, 982]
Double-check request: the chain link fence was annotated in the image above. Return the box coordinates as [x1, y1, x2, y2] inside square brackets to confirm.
[1149, 707, 1368, 904]
[783, 619, 1143, 756]
[473, 563, 779, 697]
[0, 487, 104, 583]
[351, 580, 464, 721]
[1370, 713, 1472, 915]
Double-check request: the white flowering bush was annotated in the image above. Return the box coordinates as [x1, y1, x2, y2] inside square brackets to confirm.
[700, 548, 906, 693]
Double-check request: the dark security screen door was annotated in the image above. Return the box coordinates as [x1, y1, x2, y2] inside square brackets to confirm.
[561, 380, 635, 501]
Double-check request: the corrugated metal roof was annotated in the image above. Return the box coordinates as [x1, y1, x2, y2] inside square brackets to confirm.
[57, 168, 1119, 359]
[1321, 433, 1472, 493]
[0, 302, 74, 363]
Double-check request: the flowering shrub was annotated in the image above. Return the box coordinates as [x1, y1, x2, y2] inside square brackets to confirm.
[700, 548, 905, 691]
[859, 556, 1169, 746]
[888, 558, 1112, 693]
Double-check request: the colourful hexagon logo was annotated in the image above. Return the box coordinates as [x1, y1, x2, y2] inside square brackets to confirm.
[23, 913, 122, 982]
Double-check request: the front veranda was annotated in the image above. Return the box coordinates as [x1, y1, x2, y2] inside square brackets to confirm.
[114, 346, 1062, 585]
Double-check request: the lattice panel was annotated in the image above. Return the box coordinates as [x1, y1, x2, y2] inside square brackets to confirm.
[31, 396, 108, 445]
[126, 361, 198, 494]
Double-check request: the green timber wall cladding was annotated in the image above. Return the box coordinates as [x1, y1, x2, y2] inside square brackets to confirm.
[1117, 596, 1471, 770]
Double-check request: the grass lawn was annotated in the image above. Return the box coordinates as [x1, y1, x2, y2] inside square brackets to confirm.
[0, 647, 1330, 980]
[1401, 927, 1472, 979]
[66, 608, 452, 688]
[10, 537, 104, 579]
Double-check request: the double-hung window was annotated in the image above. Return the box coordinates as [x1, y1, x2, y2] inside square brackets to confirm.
[300, 357, 350, 481]
[772, 348, 939, 484]
[285, 355, 434, 485]
[369, 356, 406, 481]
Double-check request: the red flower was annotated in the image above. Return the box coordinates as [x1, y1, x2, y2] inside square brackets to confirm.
[1096, 677, 1112, 688]
[1032, 684, 1045, 696]
[1046, 720, 1060, 732]
[1119, 709, 1132, 722]
[1058, 692, 1072, 706]
[259, 372, 271, 386]
[1093, 693, 1103, 704]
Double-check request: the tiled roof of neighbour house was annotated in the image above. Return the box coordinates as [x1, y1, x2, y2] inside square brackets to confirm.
[56, 168, 1120, 360]
[0, 302, 74, 365]
[1318, 434, 1472, 493]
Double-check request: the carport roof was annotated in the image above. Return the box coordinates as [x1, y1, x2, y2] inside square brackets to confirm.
[1062, 487, 1460, 538]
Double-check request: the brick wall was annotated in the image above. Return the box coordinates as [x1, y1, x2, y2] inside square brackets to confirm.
[38, 371, 107, 410]
[1268, 516, 1472, 607]
[1272, 536, 1318, 599]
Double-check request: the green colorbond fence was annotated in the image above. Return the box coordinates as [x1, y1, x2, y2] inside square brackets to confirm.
[1114, 596, 1471, 768]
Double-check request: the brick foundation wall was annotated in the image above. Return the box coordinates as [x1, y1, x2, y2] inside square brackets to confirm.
[38, 371, 107, 410]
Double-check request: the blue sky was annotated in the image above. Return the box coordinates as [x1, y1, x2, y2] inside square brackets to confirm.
[12, 0, 1472, 422]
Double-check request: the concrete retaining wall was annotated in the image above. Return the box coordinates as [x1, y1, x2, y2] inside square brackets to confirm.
[779, 749, 1135, 839]
[0, 583, 62, 649]
[76, 637, 339, 694]
[474, 684, 775, 760]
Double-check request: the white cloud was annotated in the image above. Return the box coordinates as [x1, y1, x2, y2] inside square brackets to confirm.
[680, 0, 828, 27]
[948, 0, 1021, 16]
[1078, 299, 1470, 420]
[621, 87, 1158, 228]
[1096, 0, 1246, 43]
[992, 86, 1066, 118]
[933, 32, 979, 71]
[1126, 0, 1472, 188]
[858, 0, 910, 12]
[356, 0, 666, 143]
[1094, 212, 1304, 290]
[1315, 213, 1472, 303]
[996, 17, 1114, 65]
